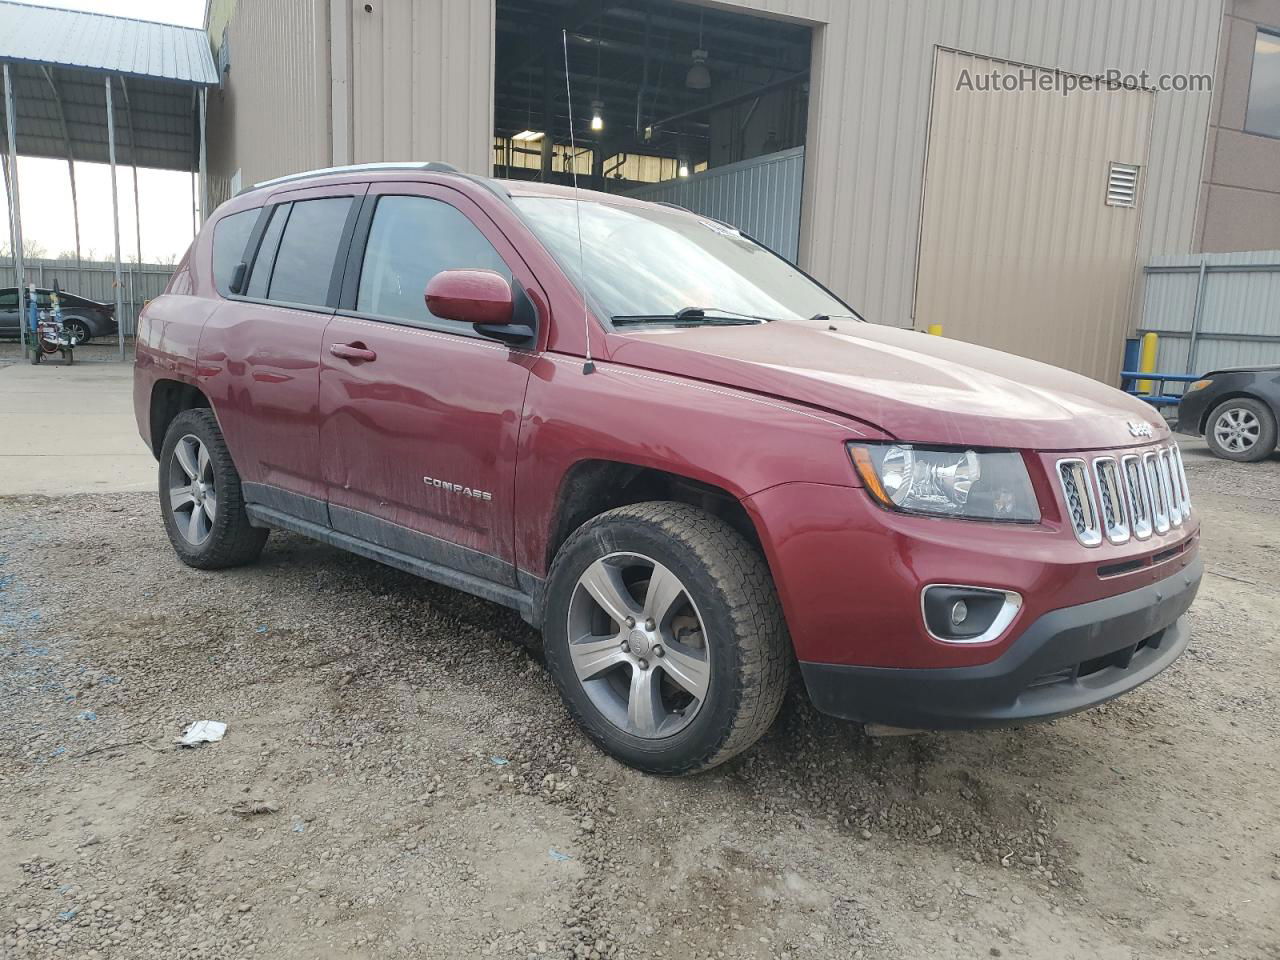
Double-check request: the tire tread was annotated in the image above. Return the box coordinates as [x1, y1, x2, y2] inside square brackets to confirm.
[545, 501, 790, 774]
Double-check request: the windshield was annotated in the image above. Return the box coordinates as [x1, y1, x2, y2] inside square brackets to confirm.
[512, 196, 858, 325]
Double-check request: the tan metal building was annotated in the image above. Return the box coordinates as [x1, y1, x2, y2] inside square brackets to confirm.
[1195, 0, 1280, 253]
[205, 0, 1225, 383]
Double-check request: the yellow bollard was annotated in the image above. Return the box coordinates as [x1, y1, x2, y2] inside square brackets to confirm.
[927, 323, 944, 336]
[1137, 331, 1158, 395]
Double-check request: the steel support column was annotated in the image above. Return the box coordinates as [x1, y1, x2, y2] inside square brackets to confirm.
[198, 87, 207, 227]
[40, 65, 80, 269]
[3, 63, 25, 354]
[121, 77, 142, 337]
[105, 75, 125, 361]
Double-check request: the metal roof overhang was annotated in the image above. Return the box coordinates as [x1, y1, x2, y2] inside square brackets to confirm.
[0, 1, 218, 172]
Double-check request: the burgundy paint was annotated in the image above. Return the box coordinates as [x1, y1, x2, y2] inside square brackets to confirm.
[425, 269, 514, 326]
[134, 168, 1198, 674]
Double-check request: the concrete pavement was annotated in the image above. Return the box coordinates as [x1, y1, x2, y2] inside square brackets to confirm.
[0, 356, 156, 495]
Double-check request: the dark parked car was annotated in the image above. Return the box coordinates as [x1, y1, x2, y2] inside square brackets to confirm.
[133, 163, 1200, 774]
[1177, 367, 1280, 462]
[0, 286, 118, 345]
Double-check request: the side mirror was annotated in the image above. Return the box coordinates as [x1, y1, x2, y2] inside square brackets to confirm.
[424, 269, 535, 346]
[229, 261, 248, 295]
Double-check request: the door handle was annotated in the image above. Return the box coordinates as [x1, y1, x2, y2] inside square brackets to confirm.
[330, 342, 377, 362]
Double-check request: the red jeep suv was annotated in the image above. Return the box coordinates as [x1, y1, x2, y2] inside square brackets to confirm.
[134, 163, 1201, 774]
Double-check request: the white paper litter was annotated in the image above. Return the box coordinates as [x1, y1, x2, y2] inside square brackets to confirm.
[175, 720, 227, 747]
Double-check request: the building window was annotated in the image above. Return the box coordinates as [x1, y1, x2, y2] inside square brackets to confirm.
[1245, 28, 1280, 138]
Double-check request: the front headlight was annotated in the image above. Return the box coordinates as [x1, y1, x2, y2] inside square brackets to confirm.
[848, 443, 1040, 522]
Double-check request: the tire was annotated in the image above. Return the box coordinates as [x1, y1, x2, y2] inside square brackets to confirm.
[1205, 397, 1277, 463]
[63, 319, 90, 345]
[542, 502, 790, 775]
[158, 409, 268, 569]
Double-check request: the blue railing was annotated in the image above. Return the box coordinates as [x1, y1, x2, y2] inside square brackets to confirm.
[1119, 371, 1201, 408]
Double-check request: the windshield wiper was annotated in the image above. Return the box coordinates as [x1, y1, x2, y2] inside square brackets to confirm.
[613, 306, 775, 327]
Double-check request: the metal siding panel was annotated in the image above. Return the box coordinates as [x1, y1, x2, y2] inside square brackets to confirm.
[0, 1, 217, 84]
[345, 0, 492, 174]
[1140, 251, 1280, 373]
[208, 0, 328, 200]
[1, 257, 174, 336]
[626, 147, 805, 262]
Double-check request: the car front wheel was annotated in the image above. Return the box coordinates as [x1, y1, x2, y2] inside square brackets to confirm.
[542, 502, 790, 775]
[1206, 398, 1277, 462]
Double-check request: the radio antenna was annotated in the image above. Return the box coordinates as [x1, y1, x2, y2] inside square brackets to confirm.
[563, 28, 595, 374]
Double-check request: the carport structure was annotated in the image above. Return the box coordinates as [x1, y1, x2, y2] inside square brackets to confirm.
[0, 1, 218, 359]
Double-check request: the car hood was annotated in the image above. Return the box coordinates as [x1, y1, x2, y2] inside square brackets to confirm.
[605, 320, 1168, 450]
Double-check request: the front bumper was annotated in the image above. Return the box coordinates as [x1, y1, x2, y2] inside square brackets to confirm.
[799, 555, 1201, 729]
[1175, 388, 1212, 435]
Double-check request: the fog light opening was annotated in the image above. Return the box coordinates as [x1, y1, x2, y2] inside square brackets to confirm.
[921, 585, 1022, 645]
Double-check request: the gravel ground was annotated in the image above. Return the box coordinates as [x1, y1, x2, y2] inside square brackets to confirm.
[1, 441, 1277, 959]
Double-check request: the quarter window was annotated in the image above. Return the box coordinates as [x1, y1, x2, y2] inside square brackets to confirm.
[356, 195, 511, 325]
[265, 197, 353, 307]
[211, 209, 259, 296]
[245, 204, 287, 300]
[1246, 28, 1280, 138]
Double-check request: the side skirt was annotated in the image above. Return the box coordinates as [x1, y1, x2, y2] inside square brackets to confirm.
[245, 503, 538, 623]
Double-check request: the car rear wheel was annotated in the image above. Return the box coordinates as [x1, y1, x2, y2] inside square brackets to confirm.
[63, 319, 90, 345]
[1206, 398, 1276, 462]
[159, 409, 268, 568]
[542, 502, 790, 775]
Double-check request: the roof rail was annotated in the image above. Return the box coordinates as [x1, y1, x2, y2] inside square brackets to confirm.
[243, 161, 461, 195]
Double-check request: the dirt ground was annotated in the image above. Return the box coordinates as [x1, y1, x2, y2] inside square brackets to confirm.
[1, 435, 1277, 959]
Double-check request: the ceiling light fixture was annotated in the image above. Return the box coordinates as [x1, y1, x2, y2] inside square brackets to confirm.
[686, 12, 710, 89]
[590, 99, 604, 132]
[512, 130, 544, 142]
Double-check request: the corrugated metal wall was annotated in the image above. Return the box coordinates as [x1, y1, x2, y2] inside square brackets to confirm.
[624, 147, 805, 262]
[1, 258, 175, 336]
[715, 0, 1220, 336]
[205, 0, 330, 207]
[914, 50, 1153, 383]
[341, 0, 494, 174]
[1140, 249, 1280, 376]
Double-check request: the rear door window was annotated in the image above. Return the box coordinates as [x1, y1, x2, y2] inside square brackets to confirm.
[355, 195, 511, 325]
[212, 209, 260, 296]
[0, 291, 17, 309]
[265, 197, 353, 307]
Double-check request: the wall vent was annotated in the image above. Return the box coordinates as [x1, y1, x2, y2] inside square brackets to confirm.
[1105, 162, 1139, 208]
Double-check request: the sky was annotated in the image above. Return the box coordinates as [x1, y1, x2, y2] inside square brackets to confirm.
[1, 0, 208, 264]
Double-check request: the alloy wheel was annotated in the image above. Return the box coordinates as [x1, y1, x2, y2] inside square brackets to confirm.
[566, 552, 711, 739]
[1213, 407, 1260, 453]
[168, 434, 217, 544]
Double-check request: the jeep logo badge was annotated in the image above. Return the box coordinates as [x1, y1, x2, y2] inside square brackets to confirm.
[1127, 420, 1154, 439]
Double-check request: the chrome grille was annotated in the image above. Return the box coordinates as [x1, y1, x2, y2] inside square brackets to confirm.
[1122, 454, 1153, 540]
[1057, 459, 1102, 546]
[1160, 448, 1183, 526]
[1058, 444, 1189, 546]
[1092, 458, 1130, 544]
[1172, 443, 1192, 514]
[1144, 451, 1170, 534]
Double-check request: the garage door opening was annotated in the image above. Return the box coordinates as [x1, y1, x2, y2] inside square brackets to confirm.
[493, 0, 812, 260]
